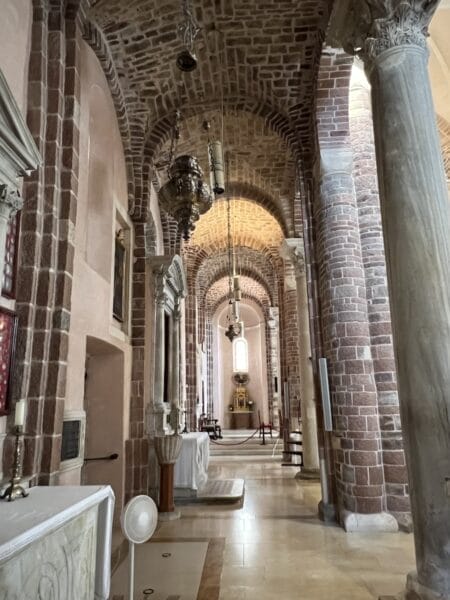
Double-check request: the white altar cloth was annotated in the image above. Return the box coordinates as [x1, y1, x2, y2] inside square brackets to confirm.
[0, 485, 114, 599]
[174, 432, 210, 490]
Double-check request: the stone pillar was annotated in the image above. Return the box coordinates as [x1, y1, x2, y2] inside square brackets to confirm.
[0, 186, 22, 290]
[170, 298, 181, 430]
[154, 289, 166, 407]
[282, 239, 320, 476]
[317, 146, 396, 532]
[337, 1, 450, 595]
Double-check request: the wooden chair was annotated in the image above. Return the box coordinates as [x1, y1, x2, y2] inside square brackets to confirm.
[199, 414, 222, 439]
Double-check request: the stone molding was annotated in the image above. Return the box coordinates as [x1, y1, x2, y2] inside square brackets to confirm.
[150, 254, 187, 312]
[327, 0, 440, 63]
[0, 69, 41, 190]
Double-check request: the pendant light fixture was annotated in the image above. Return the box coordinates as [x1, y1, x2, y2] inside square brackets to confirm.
[224, 154, 243, 342]
[176, 0, 200, 72]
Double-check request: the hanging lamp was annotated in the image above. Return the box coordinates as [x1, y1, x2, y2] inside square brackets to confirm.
[176, 0, 200, 72]
[224, 155, 242, 342]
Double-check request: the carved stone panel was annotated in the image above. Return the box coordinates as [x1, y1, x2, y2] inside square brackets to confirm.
[0, 506, 98, 600]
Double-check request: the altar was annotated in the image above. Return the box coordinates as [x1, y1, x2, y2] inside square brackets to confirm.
[0, 485, 114, 599]
[174, 432, 210, 491]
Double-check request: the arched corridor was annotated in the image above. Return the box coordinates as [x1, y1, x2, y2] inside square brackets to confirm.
[0, 1, 449, 599]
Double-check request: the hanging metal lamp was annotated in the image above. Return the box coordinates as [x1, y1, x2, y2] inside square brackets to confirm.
[159, 154, 212, 240]
[176, 0, 200, 72]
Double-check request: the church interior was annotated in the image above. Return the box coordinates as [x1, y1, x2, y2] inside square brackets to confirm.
[0, 0, 449, 598]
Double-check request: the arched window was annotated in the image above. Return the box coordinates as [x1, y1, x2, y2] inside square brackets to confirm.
[233, 336, 248, 373]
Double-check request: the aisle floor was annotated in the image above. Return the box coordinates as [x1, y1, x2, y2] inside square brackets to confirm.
[112, 459, 415, 600]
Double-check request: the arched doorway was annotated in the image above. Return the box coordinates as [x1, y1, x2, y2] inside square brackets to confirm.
[213, 301, 270, 430]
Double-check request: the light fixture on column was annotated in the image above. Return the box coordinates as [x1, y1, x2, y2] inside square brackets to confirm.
[176, 0, 200, 72]
[158, 110, 213, 240]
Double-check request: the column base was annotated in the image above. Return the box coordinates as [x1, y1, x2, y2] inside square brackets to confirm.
[295, 468, 320, 481]
[318, 499, 336, 523]
[341, 509, 398, 533]
[158, 509, 181, 521]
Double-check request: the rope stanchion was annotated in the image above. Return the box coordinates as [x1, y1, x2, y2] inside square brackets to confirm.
[209, 428, 260, 446]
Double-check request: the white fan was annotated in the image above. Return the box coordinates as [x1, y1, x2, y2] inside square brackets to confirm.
[120, 495, 158, 600]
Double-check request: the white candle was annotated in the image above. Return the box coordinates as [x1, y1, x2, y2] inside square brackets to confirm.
[14, 400, 25, 427]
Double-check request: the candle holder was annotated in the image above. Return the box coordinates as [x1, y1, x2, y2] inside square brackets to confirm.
[0, 425, 28, 501]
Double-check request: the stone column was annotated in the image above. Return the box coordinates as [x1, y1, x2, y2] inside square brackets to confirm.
[170, 298, 181, 430]
[317, 146, 396, 532]
[282, 239, 320, 476]
[337, 2, 450, 595]
[150, 267, 170, 436]
[154, 289, 166, 407]
[0, 186, 22, 290]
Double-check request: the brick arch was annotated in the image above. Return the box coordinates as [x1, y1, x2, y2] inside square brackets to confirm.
[200, 266, 275, 309]
[206, 283, 271, 319]
[145, 100, 298, 165]
[90, 0, 330, 139]
[185, 198, 284, 265]
[185, 242, 282, 292]
[143, 102, 298, 231]
[81, 18, 137, 214]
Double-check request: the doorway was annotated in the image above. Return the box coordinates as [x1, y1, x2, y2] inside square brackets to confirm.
[82, 336, 125, 524]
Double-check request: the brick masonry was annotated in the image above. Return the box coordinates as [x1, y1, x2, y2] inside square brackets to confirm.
[349, 70, 410, 526]
[4, 1, 82, 485]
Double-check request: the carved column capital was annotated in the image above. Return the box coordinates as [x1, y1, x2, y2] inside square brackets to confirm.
[328, 0, 439, 65]
[0, 184, 23, 219]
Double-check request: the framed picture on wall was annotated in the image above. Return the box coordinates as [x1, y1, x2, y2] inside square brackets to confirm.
[113, 233, 126, 322]
[0, 307, 17, 415]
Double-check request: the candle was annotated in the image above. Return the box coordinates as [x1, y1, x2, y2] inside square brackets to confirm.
[14, 400, 25, 427]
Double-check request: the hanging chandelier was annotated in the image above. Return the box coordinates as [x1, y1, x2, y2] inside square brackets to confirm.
[159, 151, 213, 240]
[159, 10, 226, 241]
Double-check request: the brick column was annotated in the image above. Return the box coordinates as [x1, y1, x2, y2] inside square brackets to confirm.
[317, 146, 396, 531]
[279, 261, 301, 429]
[8, 3, 81, 485]
[349, 60, 410, 530]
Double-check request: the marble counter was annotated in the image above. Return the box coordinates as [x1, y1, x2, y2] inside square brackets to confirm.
[0, 485, 114, 599]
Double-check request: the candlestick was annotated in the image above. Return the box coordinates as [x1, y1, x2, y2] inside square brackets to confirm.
[0, 425, 28, 501]
[14, 400, 25, 427]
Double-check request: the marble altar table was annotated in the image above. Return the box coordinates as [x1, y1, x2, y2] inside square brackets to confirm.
[174, 432, 210, 491]
[0, 484, 115, 600]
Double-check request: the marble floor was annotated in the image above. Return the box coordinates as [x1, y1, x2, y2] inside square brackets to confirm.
[112, 459, 416, 600]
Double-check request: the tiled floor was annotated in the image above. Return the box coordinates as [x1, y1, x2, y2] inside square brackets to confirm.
[113, 459, 416, 600]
